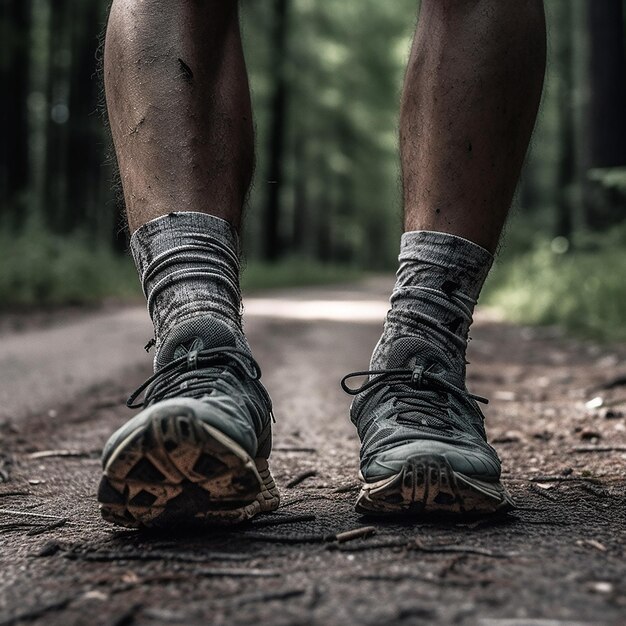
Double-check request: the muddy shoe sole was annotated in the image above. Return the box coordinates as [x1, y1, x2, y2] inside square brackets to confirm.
[98, 413, 279, 528]
[356, 454, 514, 516]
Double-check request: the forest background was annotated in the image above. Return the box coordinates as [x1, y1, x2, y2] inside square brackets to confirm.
[1, 0, 626, 339]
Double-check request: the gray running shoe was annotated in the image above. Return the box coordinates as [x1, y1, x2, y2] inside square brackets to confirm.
[342, 336, 514, 516]
[98, 317, 279, 528]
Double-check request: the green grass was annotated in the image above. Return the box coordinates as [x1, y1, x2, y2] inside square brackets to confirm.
[241, 259, 363, 292]
[483, 227, 626, 341]
[0, 226, 140, 308]
[11, 222, 624, 342]
[0, 226, 363, 309]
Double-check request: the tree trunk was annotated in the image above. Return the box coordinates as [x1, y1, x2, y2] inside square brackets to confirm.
[583, 0, 626, 229]
[291, 133, 309, 255]
[262, 0, 289, 261]
[44, 0, 71, 232]
[66, 0, 104, 235]
[1, 0, 32, 227]
[555, 0, 574, 240]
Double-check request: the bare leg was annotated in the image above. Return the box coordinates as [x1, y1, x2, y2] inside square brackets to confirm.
[104, 0, 253, 232]
[349, 1, 547, 517]
[401, 0, 546, 252]
[99, 3, 279, 530]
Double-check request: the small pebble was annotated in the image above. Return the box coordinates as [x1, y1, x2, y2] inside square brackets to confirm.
[588, 581, 613, 594]
[36, 541, 61, 557]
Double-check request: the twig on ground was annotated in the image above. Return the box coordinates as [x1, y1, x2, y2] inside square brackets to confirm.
[0, 596, 73, 626]
[33, 541, 62, 557]
[240, 531, 328, 544]
[579, 482, 610, 498]
[529, 475, 603, 485]
[26, 519, 67, 536]
[278, 495, 329, 509]
[250, 513, 316, 528]
[222, 588, 306, 607]
[196, 568, 281, 578]
[593, 374, 626, 391]
[455, 516, 514, 530]
[572, 446, 626, 453]
[328, 538, 411, 552]
[529, 483, 558, 501]
[579, 538, 608, 552]
[110, 602, 142, 626]
[273, 447, 317, 453]
[0, 490, 30, 497]
[65, 549, 253, 563]
[27, 449, 92, 460]
[335, 526, 376, 543]
[116, 569, 282, 588]
[0, 523, 38, 533]
[357, 572, 439, 584]
[285, 470, 318, 488]
[243, 526, 377, 545]
[513, 517, 571, 527]
[0, 508, 68, 521]
[412, 540, 516, 559]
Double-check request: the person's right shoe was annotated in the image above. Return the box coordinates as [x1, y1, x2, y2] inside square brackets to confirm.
[343, 336, 514, 516]
[98, 316, 279, 528]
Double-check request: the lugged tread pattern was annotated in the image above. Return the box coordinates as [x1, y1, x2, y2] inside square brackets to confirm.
[355, 454, 514, 516]
[98, 413, 279, 528]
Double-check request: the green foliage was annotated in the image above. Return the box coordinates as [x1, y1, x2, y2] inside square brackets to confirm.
[0, 224, 362, 308]
[0, 225, 139, 308]
[588, 167, 626, 193]
[242, 0, 414, 266]
[484, 226, 626, 340]
[241, 259, 362, 292]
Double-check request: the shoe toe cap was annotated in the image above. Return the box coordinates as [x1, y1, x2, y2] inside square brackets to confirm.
[362, 439, 501, 483]
[102, 397, 258, 465]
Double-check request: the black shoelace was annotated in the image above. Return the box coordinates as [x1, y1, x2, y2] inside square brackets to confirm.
[127, 347, 272, 415]
[341, 365, 488, 429]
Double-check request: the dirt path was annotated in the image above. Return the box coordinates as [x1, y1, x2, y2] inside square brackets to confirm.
[0, 279, 624, 626]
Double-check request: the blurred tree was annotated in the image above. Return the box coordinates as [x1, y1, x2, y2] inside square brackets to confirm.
[584, 0, 626, 229]
[555, 0, 575, 240]
[0, 0, 32, 227]
[262, 0, 290, 261]
[2, 0, 624, 281]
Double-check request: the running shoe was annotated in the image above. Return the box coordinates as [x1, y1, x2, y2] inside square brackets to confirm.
[342, 336, 513, 516]
[98, 316, 279, 528]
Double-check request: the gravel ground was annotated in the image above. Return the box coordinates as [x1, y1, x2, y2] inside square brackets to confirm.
[0, 279, 624, 626]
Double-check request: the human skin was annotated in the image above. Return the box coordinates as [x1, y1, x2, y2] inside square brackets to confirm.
[400, 0, 546, 252]
[104, 0, 252, 233]
[105, 0, 546, 250]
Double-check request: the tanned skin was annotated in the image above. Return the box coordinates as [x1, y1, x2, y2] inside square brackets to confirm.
[105, 0, 546, 249]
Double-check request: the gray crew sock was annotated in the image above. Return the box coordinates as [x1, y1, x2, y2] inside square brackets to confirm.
[370, 230, 493, 379]
[130, 212, 247, 367]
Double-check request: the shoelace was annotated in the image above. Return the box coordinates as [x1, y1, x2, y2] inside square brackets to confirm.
[341, 365, 488, 429]
[127, 347, 272, 414]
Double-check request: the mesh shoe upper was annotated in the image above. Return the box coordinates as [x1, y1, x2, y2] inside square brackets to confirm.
[343, 336, 501, 482]
[102, 316, 273, 464]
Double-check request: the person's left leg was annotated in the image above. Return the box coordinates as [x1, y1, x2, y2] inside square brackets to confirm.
[344, 0, 546, 516]
[98, 0, 279, 529]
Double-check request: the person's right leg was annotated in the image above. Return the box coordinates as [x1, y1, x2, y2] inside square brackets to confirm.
[345, 0, 545, 516]
[98, 0, 279, 528]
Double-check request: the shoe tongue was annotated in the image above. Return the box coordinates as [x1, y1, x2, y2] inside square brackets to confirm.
[155, 316, 238, 370]
[385, 336, 457, 379]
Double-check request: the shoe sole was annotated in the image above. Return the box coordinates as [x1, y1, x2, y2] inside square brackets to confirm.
[98, 413, 279, 528]
[356, 454, 514, 516]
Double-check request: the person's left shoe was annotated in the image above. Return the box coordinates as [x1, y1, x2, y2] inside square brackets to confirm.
[343, 336, 514, 517]
[98, 316, 279, 528]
